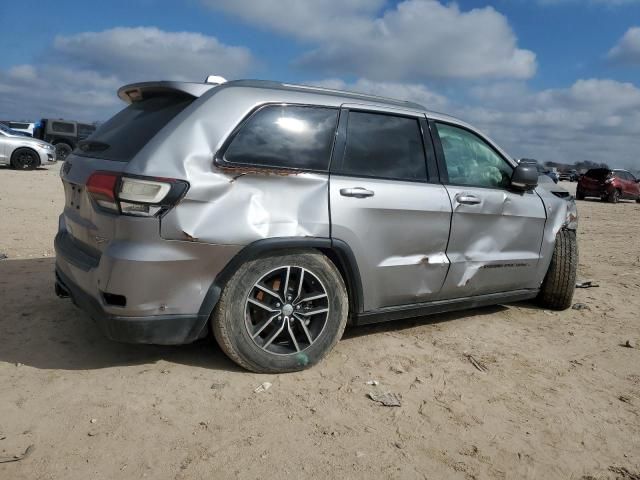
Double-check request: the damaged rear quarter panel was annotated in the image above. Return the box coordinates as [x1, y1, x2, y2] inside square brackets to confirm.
[124, 86, 336, 245]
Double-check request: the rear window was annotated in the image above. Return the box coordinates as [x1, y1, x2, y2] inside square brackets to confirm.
[77, 123, 96, 139]
[585, 168, 611, 180]
[76, 95, 193, 162]
[52, 122, 75, 134]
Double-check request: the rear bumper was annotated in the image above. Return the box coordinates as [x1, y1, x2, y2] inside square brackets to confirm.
[54, 219, 242, 345]
[55, 267, 205, 344]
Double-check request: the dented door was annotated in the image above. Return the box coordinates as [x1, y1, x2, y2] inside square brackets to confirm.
[440, 186, 546, 297]
[330, 107, 452, 311]
[432, 121, 547, 298]
[331, 177, 452, 310]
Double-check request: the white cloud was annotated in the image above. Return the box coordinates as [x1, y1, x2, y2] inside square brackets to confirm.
[540, 0, 640, 5]
[0, 27, 255, 122]
[53, 27, 253, 82]
[0, 66, 121, 122]
[312, 77, 640, 169]
[310, 78, 449, 110]
[202, 0, 384, 41]
[204, 0, 537, 81]
[608, 27, 640, 64]
[459, 79, 640, 168]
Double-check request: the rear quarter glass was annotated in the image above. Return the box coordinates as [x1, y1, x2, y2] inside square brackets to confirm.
[75, 95, 194, 162]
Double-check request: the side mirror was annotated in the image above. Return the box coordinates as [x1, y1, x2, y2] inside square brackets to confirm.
[511, 162, 538, 191]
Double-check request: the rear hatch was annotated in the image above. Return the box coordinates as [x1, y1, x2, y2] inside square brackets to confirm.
[60, 89, 198, 255]
[580, 168, 610, 191]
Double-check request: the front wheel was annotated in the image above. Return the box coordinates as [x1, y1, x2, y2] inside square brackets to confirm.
[537, 229, 578, 310]
[11, 148, 39, 170]
[212, 251, 349, 373]
[575, 188, 585, 200]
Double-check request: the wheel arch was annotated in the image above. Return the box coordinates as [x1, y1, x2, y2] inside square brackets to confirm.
[51, 138, 75, 148]
[197, 237, 364, 324]
[10, 146, 41, 168]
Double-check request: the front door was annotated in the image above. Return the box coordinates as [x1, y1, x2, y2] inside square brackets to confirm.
[432, 121, 547, 298]
[330, 107, 452, 311]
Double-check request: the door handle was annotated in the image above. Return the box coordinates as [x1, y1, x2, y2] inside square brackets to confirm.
[455, 194, 481, 205]
[340, 187, 375, 198]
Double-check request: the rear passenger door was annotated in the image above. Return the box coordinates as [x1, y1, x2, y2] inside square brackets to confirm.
[329, 107, 452, 311]
[431, 121, 546, 298]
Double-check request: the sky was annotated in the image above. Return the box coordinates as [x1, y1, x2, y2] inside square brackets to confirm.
[1, 0, 640, 168]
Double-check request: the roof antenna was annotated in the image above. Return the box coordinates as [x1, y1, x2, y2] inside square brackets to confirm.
[205, 75, 228, 85]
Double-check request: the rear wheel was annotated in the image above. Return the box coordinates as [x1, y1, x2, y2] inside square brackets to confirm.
[212, 251, 348, 373]
[575, 188, 585, 200]
[55, 142, 73, 161]
[11, 148, 39, 170]
[607, 189, 621, 203]
[537, 229, 578, 310]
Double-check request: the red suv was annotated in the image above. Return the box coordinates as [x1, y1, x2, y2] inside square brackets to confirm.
[577, 168, 640, 203]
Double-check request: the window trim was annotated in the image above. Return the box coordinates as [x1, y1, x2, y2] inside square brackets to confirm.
[215, 102, 341, 174]
[430, 119, 516, 191]
[329, 107, 436, 184]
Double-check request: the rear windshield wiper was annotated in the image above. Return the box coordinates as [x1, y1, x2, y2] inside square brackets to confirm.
[78, 140, 110, 152]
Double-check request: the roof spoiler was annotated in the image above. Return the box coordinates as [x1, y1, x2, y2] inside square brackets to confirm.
[117, 81, 218, 104]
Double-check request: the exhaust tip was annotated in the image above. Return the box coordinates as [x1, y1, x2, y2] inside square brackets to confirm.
[55, 282, 70, 298]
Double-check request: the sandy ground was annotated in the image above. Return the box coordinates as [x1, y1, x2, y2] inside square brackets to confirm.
[0, 165, 639, 480]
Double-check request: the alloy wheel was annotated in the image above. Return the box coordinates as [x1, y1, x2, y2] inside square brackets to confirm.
[15, 151, 37, 169]
[245, 266, 329, 355]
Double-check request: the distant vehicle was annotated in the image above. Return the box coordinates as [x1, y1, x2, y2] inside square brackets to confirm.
[0, 123, 56, 169]
[576, 168, 640, 203]
[534, 163, 559, 183]
[32, 119, 96, 161]
[559, 169, 578, 182]
[0, 121, 35, 137]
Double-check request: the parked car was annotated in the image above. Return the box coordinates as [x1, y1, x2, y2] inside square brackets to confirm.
[534, 164, 559, 183]
[32, 119, 96, 161]
[559, 169, 578, 182]
[54, 78, 579, 373]
[0, 122, 56, 169]
[0, 121, 35, 137]
[576, 168, 640, 203]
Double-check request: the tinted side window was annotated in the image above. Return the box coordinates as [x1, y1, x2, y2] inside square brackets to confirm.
[224, 105, 338, 170]
[339, 111, 427, 181]
[51, 122, 75, 134]
[436, 123, 513, 189]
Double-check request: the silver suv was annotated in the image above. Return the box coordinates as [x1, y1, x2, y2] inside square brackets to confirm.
[55, 78, 578, 373]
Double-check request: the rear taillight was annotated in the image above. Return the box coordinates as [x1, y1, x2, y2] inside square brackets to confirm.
[87, 172, 119, 212]
[86, 172, 188, 217]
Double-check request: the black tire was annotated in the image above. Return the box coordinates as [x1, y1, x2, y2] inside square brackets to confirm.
[537, 229, 578, 310]
[607, 189, 621, 204]
[11, 148, 39, 170]
[212, 251, 348, 373]
[575, 188, 585, 200]
[55, 143, 73, 161]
